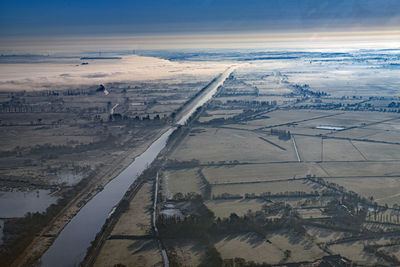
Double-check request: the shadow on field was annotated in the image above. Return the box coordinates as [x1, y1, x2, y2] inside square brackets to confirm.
[128, 239, 157, 255]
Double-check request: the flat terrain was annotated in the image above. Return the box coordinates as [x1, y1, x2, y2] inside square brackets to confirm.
[93, 239, 163, 267]
[4, 49, 400, 266]
[170, 127, 298, 163]
[154, 53, 400, 266]
[162, 169, 202, 199]
[0, 54, 230, 266]
[214, 231, 327, 265]
[111, 182, 153, 236]
[205, 199, 265, 219]
[202, 164, 326, 184]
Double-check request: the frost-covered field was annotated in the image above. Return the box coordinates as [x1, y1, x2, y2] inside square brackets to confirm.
[144, 48, 400, 97]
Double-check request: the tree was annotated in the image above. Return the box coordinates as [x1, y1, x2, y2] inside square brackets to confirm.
[284, 249, 291, 259]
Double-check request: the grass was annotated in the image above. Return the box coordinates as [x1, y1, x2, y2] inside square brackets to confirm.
[170, 127, 297, 163]
[324, 177, 400, 207]
[304, 226, 350, 243]
[328, 241, 384, 265]
[352, 141, 400, 161]
[296, 208, 328, 219]
[203, 163, 326, 184]
[322, 139, 365, 161]
[198, 109, 243, 123]
[111, 182, 153, 236]
[211, 179, 324, 197]
[164, 238, 206, 267]
[319, 161, 400, 177]
[214, 231, 326, 264]
[93, 239, 162, 267]
[162, 168, 202, 199]
[205, 199, 265, 219]
[294, 135, 322, 162]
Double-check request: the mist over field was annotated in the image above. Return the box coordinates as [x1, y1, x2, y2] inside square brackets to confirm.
[0, 54, 230, 91]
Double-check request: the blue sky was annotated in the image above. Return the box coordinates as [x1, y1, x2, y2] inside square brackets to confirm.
[0, 0, 399, 36]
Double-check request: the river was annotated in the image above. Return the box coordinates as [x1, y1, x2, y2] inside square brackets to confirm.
[40, 67, 234, 267]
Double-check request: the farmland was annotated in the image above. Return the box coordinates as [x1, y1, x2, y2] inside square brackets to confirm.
[9, 49, 400, 266]
[153, 55, 400, 266]
[0, 55, 230, 265]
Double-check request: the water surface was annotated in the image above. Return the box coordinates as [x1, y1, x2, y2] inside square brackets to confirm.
[40, 129, 174, 266]
[0, 190, 57, 218]
[0, 219, 4, 245]
[40, 67, 233, 266]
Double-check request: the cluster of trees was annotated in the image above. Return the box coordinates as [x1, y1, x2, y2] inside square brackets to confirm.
[28, 134, 119, 158]
[206, 160, 240, 165]
[291, 84, 328, 97]
[214, 189, 341, 202]
[211, 210, 305, 237]
[213, 193, 242, 200]
[165, 159, 201, 169]
[197, 169, 211, 200]
[63, 89, 90, 96]
[261, 202, 288, 216]
[0, 100, 65, 113]
[0, 97, 108, 114]
[310, 177, 376, 208]
[269, 129, 291, 141]
[222, 257, 273, 267]
[293, 101, 400, 113]
[217, 78, 258, 97]
[157, 194, 215, 239]
[226, 99, 277, 108]
[160, 194, 305, 240]
[388, 102, 400, 108]
[363, 245, 400, 266]
[245, 191, 324, 200]
[108, 113, 164, 122]
[159, 193, 338, 266]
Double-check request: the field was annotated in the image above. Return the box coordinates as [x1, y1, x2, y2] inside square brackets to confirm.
[0, 54, 232, 266]
[327, 238, 395, 266]
[10, 49, 399, 266]
[164, 239, 205, 267]
[110, 182, 153, 236]
[205, 199, 265, 218]
[214, 231, 326, 264]
[319, 161, 400, 177]
[325, 177, 400, 206]
[170, 127, 298, 163]
[93, 239, 163, 267]
[211, 179, 323, 197]
[304, 226, 350, 243]
[162, 169, 202, 199]
[202, 164, 326, 184]
[93, 182, 160, 267]
[154, 55, 400, 266]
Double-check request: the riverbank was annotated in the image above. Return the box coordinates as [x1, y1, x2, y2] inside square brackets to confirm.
[80, 67, 234, 266]
[0, 53, 232, 266]
[10, 126, 169, 267]
[10, 65, 233, 266]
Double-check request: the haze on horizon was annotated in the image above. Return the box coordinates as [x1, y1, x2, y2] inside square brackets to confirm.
[0, 0, 399, 52]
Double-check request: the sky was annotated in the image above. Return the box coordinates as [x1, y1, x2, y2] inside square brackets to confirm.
[0, 0, 399, 51]
[1, 0, 399, 36]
